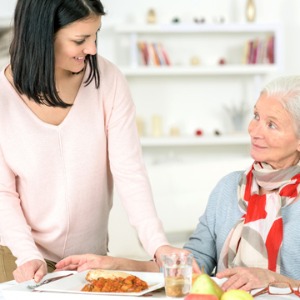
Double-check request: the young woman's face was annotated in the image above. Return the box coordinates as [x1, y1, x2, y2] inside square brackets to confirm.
[54, 15, 101, 75]
[248, 93, 300, 169]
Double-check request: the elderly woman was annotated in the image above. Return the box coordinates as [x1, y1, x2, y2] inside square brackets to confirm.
[56, 75, 300, 292]
[184, 75, 300, 291]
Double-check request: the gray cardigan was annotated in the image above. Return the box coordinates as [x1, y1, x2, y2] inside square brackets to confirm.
[184, 171, 300, 280]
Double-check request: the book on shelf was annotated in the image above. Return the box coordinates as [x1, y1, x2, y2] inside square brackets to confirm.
[243, 34, 274, 65]
[137, 41, 171, 66]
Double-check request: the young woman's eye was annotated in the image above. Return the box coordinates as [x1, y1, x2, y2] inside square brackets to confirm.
[74, 40, 85, 45]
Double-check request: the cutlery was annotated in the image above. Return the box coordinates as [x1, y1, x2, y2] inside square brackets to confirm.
[27, 273, 73, 289]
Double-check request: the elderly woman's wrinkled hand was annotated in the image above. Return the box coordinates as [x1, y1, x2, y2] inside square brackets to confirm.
[216, 267, 278, 291]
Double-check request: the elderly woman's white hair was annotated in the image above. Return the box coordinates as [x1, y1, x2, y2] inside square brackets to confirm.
[262, 75, 300, 137]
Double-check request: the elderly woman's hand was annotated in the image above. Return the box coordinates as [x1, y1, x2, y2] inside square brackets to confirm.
[154, 245, 201, 273]
[216, 267, 282, 291]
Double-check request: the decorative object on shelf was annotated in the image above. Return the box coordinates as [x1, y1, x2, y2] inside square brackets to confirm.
[169, 127, 180, 137]
[195, 129, 204, 136]
[146, 9, 157, 24]
[218, 58, 226, 65]
[171, 17, 180, 23]
[136, 117, 145, 136]
[223, 101, 250, 132]
[190, 56, 200, 66]
[214, 130, 221, 136]
[213, 15, 225, 24]
[194, 17, 205, 24]
[245, 0, 256, 22]
[151, 115, 163, 137]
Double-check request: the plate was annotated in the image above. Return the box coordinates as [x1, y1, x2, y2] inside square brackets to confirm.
[1, 271, 78, 300]
[34, 270, 164, 296]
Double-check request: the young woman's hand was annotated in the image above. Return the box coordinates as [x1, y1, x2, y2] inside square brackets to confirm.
[154, 245, 201, 273]
[56, 254, 159, 273]
[13, 259, 47, 283]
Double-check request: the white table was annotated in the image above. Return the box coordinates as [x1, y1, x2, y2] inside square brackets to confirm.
[0, 273, 297, 300]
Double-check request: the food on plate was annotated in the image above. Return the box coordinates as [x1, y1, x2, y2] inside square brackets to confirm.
[221, 289, 254, 300]
[191, 274, 224, 299]
[81, 269, 149, 293]
[85, 269, 129, 281]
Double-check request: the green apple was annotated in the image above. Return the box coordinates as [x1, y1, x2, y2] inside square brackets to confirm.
[191, 274, 224, 299]
[221, 289, 254, 300]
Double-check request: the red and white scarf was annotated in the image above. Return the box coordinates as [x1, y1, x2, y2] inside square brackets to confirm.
[218, 162, 300, 272]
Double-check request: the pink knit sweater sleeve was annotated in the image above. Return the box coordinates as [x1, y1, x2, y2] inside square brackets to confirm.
[99, 57, 169, 257]
[0, 119, 44, 265]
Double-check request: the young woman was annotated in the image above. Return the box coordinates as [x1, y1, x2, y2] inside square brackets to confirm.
[0, 0, 185, 283]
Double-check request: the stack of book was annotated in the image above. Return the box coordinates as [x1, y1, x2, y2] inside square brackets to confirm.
[137, 41, 171, 66]
[243, 34, 275, 65]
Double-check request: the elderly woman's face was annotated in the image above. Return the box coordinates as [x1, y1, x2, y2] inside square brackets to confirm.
[248, 93, 300, 169]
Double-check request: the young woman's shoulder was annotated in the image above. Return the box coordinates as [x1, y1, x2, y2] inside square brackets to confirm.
[97, 55, 124, 77]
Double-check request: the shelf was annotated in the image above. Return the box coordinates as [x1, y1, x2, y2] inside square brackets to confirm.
[115, 23, 282, 34]
[121, 65, 278, 77]
[116, 22, 283, 74]
[140, 135, 250, 147]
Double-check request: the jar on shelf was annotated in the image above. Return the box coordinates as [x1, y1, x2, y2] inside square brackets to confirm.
[245, 0, 256, 22]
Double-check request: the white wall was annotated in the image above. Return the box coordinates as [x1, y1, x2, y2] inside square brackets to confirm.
[1, 1, 300, 260]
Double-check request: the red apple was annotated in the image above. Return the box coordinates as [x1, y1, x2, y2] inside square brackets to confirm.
[185, 294, 219, 300]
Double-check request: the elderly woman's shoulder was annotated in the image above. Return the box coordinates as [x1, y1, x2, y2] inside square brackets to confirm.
[220, 170, 244, 182]
[213, 170, 244, 191]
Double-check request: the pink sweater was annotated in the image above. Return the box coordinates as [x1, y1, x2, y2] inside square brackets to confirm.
[0, 56, 168, 266]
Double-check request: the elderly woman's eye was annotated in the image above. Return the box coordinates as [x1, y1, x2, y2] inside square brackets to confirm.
[268, 121, 276, 129]
[253, 112, 259, 120]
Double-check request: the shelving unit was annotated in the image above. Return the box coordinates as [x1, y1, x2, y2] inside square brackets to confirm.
[115, 22, 283, 71]
[114, 22, 283, 146]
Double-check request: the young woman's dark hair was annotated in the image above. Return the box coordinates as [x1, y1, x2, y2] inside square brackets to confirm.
[9, 0, 106, 107]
